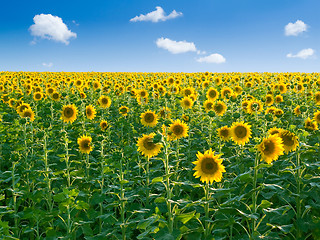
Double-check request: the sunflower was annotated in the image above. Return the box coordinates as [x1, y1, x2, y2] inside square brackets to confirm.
[17, 103, 31, 115]
[294, 106, 301, 116]
[181, 97, 194, 109]
[100, 120, 108, 131]
[77, 135, 93, 154]
[278, 130, 299, 154]
[137, 133, 162, 158]
[247, 100, 263, 114]
[265, 94, 274, 106]
[85, 105, 96, 120]
[315, 92, 320, 105]
[98, 95, 111, 108]
[257, 134, 284, 164]
[169, 119, 189, 140]
[221, 87, 233, 99]
[213, 101, 227, 116]
[217, 126, 231, 141]
[193, 148, 226, 184]
[230, 121, 252, 145]
[314, 111, 320, 124]
[305, 117, 318, 131]
[203, 99, 214, 112]
[268, 127, 282, 136]
[275, 95, 283, 104]
[159, 107, 171, 119]
[21, 108, 35, 122]
[141, 110, 158, 127]
[80, 92, 87, 99]
[119, 106, 129, 116]
[61, 104, 78, 123]
[33, 92, 43, 101]
[206, 88, 219, 101]
[51, 92, 60, 101]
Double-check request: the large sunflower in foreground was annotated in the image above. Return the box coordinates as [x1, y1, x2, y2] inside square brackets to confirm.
[77, 135, 93, 154]
[61, 104, 78, 123]
[230, 121, 252, 145]
[137, 133, 162, 158]
[169, 119, 189, 140]
[141, 110, 158, 127]
[85, 105, 96, 120]
[193, 148, 225, 184]
[257, 134, 284, 164]
[278, 130, 299, 154]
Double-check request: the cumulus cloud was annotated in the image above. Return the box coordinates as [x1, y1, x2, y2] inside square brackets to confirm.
[286, 48, 315, 59]
[156, 37, 197, 54]
[42, 62, 53, 67]
[130, 6, 182, 22]
[196, 53, 226, 64]
[285, 20, 308, 36]
[29, 14, 77, 45]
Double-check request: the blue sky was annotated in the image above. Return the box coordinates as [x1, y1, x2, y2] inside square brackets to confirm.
[0, 0, 319, 72]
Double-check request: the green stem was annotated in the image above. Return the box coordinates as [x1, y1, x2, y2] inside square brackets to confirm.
[164, 139, 173, 233]
[204, 183, 210, 237]
[146, 157, 150, 206]
[296, 148, 302, 238]
[252, 152, 259, 238]
[120, 155, 126, 240]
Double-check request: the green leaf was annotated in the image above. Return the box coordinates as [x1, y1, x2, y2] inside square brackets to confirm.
[176, 211, 196, 224]
[152, 176, 163, 184]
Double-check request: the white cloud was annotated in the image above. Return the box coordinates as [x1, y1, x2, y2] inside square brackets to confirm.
[196, 53, 226, 63]
[156, 37, 197, 54]
[286, 48, 315, 59]
[285, 20, 308, 36]
[130, 6, 182, 22]
[29, 14, 77, 45]
[42, 62, 53, 67]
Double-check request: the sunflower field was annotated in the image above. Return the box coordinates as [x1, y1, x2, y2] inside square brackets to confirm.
[0, 71, 320, 240]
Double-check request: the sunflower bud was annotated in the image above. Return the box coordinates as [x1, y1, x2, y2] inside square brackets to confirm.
[300, 106, 307, 112]
[208, 111, 215, 118]
[265, 114, 273, 121]
[233, 112, 240, 119]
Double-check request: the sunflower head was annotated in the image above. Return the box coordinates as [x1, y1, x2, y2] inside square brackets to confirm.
[141, 110, 158, 127]
[159, 107, 171, 119]
[33, 92, 43, 101]
[217, 126, 231, 141]
[294, 106, 301, 116]
[213, 101, 227, 116]
[206, 87, 219, 101]
[77, 135, 93, 154]
[257, 134, 284, 164]
[119, 106, 129, 116]
[21, 108, 35, 122]
[230, 121, 252, 146]
[137, 133, 162, 158]
[181, 97, 194, 109]
[61, 104, 78, 123]
[305, 117, 319, 131]
[98, 95, 111, 108]
[85, 105, 96, 120]
[203, 100, 214, 112]
[52, 92, 60, 101]
[169, 119, 189, 140]
[193, 148, 226, 184]
[278, 130, 299, 154]
[100, 120, 109, 131]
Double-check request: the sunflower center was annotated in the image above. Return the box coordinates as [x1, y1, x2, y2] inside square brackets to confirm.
[201, 158, 218, 174]
[86, 108, 92, 116]
[23, 111, 32, 118]
[142, 137, 156, 150]
[102, 98, 108, 104]
[172, 125, 183, 135]
[144, 113, 155, 123]
[206, 103, 213, 109]
[183, 100, 191, 107]
[64, 107, 74, 118]
[209, 90, 217, 98]
[185, 89, 191, 96]
[263, 140, 275, 155]
[220, 129, 229, 137]
[53, 93, 59, 99]
[214, 104, 223, 113]
[282, 134, 294, 146]
[234, 126, 247, 138]
[81, 140, 90, 149]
